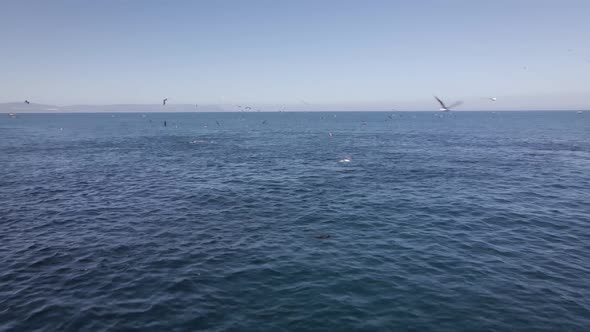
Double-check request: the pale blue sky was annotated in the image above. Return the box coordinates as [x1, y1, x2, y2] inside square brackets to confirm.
[1, 0, 589, 110]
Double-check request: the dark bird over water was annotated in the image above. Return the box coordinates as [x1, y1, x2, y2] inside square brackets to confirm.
[315, 234, 331, 240]
[215, 120, 221, 127]
[434, 96, 462, 112]
[162, 98, 168, 106]
[262, 120, 267, 125]
[24, 100, 30, 104]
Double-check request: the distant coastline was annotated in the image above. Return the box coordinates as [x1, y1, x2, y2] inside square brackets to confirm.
[1, 102, 587, 113]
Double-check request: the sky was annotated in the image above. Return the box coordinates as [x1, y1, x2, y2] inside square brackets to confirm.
[1, 0, 589, 110]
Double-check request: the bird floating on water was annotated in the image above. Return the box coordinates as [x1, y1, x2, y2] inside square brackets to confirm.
[434, 96, 462, 112]
[315, 234, 331, 240]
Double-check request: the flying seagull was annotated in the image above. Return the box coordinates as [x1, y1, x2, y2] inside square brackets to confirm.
[488, 97, 497, 102]
[162, 98, 168, 106]
[24, 100, 30, 104]
[434, 96, 462, 112]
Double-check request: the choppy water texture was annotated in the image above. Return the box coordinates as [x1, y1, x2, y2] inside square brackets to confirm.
[1, 111, 589, 331]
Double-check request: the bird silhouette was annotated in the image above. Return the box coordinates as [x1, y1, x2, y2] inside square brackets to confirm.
[434, 96, 462, 112]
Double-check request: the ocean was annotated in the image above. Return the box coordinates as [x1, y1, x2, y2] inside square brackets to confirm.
[1, 111, 589, 331]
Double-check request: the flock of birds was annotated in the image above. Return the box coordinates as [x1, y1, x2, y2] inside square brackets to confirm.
[14, 95, 493, 116]
[21, 89, 587, 115]
[155, 95, 497, 113]
[15, 90, 588, 122]
[12, 50, 590, 117]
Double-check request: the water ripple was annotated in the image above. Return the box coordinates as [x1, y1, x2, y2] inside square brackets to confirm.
[1, 112, 589, 331]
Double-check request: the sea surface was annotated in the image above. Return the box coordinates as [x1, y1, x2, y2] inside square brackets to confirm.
[1, 111, 589, 331]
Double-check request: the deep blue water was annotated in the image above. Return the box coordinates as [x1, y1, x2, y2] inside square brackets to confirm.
[1, 111, 589, 331]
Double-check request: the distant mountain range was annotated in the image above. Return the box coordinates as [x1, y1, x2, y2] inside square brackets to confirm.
[2, 98, 589, 113]
[0, 103, 230, 113]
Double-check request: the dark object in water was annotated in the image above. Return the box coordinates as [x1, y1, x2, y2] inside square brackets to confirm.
[315, 234, 331, 240]
[164, 121, 167, 127]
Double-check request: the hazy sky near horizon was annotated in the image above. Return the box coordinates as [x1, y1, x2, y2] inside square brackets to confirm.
[1, 0, 589, 110]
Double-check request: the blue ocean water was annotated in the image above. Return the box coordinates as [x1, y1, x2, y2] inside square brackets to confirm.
[1, 111, 589, 331]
